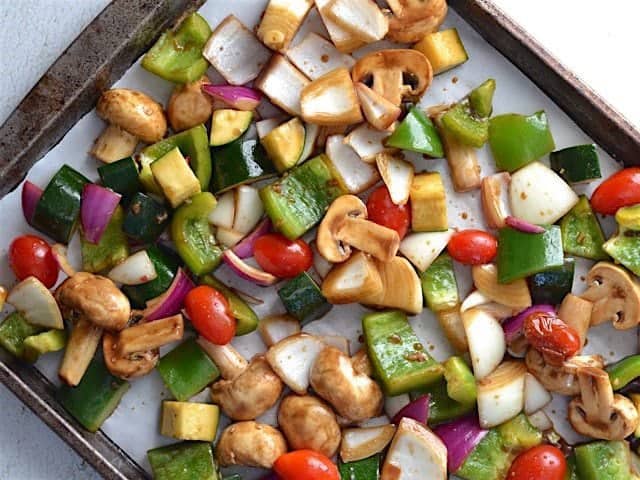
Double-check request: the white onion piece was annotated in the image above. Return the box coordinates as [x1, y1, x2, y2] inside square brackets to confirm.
[376, 153, 414, 205]
[286, 32, 355, 80]
[325, 0, 389, 43]
[462, 308, 506, 380]
[299, 123, 320, 164]
[344, 124, 394, 162]
[265, 333, 325, 394]
[108, 250, 158, 285]
[315, 0, 364, 53]
[258, 314, 301, 347]
[399, 230, 453, 272]
[384, 394, 410, 419]
[51, 243, 77, 277]
[477, 361, 526, 428]
[7, 277, 63, 329]
[325, 135, 380, 194]
[527, 410, 553, 431]
[311, 241, 333, 279]
[254, 54, 310, 116]
[524, 372, 553, 414]
[460, 290, 492, 313]
[209, 191, 235, 229]
[233, 186, 264, 235]
[216, 227, 245, 248]
[320, 335, 350, 355]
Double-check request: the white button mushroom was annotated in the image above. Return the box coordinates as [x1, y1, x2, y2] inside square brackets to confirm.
[216, 421, 287, 469]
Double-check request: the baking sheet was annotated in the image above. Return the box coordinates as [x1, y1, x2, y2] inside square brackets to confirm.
[0, 0, 633, 477]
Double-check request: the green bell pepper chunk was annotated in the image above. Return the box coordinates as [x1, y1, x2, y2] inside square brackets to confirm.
[420, 253, 459, 312]
[603, 230, 640, 277]
[200, 275, 259, 335]
[565, 455, 580, 480]
[528, 258, 575, 305]
[497, 226, 564, 283]
[171, 192, 222, 276]
[489, 111, 555, 172]
[386, 106, 444, 157]
[414, 377, 474, 425]
[339, 454, 381, 480]
[440, 101, 489, 148]
[575, 441, 637, 480]
[140, 124, 212, 191]
[443, 356, 476, 405]
[608, 355, 640, 390]
[496, 414, 542, 450]
[142, 13, 212, 84]
[469, 78, 496, 118]
[81, 205, 129, 272]
[0, 312, 44, 359]
[560, 195, 608, 260]
[157, 338, 220, 401]
[148, 441, 219, 480]
[456, 429, 513, 479]
[22, 329, 67, 363]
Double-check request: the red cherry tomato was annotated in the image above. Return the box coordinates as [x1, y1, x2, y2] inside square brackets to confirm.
[507, 445, 567, 480]
[447, 229, 497, 265]
[8, 235, 59, 288]
[274, 450, 339, 480]
[591, 167, 640, 215]
[254, 233, 313, 279]
[184, 286, 235, 345]
[524, 311, 581, 366]
[366, 185, 411, 239]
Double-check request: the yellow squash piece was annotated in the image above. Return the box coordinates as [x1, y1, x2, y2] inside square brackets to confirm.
[150, 147, 201, 208]
[410, 172, 448, 232]
[414, 28, 468, 75]
[261, 117, 306, 172]
[161, 401, 220, 442]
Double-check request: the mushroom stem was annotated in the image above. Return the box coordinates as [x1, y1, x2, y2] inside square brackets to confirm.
[116, 314, 184, 355]
[558, 294, 593, 350]
[59, 319, 103, 386]
[351, 348, 373, 376]
[90, 125, 138, 164]
[337, 217, 400, 262]
[197, 337, 248, 379]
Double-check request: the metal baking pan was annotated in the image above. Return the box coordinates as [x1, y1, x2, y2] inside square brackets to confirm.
[0, 0, 638, 478]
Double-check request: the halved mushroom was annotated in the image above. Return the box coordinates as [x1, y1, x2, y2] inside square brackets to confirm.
[258, 314, 301, 347]
[340, 424, 396, 463]
[89, 125, 138, 164]
[322, 251, 384, 304]
[568, 366, 639, 440]
[481, 172, 512, 229]
[352, 50, 432, 107]
[310, 346, 384, 422]
[278, 394, 341, 457]
[167, 76, 213, 132]
[558, 294, 593, 350]
[317, 195, 399, 263]
[197, 339, 248, 380]
[525, 348, 604, 395]
[257, 0, 314, 52]
[266, 333, 326, 394]
[472, 264, 532, 310]
[301, 68, 363, 126]
[59, 319, 103, 386]
[325, 0, 389, 43]
[581, 262, 640, 330]
[368, 256, 423, 315]
[356, 83, 402, 131]
[351, 348, 374, 377]
[216, 421, 287, 469]
[254, 54, 310, 116]
[435, 307, 468, 353]
[102, 332, 158, 380]
[386, 0, 448, 44]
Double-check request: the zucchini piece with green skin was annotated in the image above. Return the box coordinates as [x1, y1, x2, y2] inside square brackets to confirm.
[140, 124, 212, 191]
[32, 165, 90, 243]
[97, 156, 141, 203]
[603, 231, 640, 277]
[148, 441, 219, 480]
[363, 310, 443, 396]
[550, 144, 601, 184]
[455, 429, 513, 480]
[385, 106, 444, 157]
[122, 192, 169, 244]
[261, 117, 306, 172]
[157, 338, 220, 401]
[277, 272, 332, 325]
[528, 258, 575, 305]
[260, 155, 344, 239]
[210, 109, 253, 147]
[57, 358, 130, 432]
[211, 128, 277, 193]
[607, 355, 640, 391]
[414, 378, 474, 425]
[0, 312, 43, 358]
[151, 147, 201, 208]
[440, 101, 489, 148]
[170, 192, 222, 276]
[468, 79, 496, 118]
[122, 245, 181, 308]
[22, 329, 67, 363]
[565, 455, 580, 480]
[81, 205, 129, 273]
[443, 356, 476, 405]
[200, 275, 258, 335]
[339, 453, 381, 480]
[497, 226, 564, 283]
[560, 195, 608, 260]
[575, 441, 637, 480]
[496, 414, 542, 450]
[420, 253, 459, 312]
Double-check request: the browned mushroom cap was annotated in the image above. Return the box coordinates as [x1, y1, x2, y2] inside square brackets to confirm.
[317, 195, 367, 263]
[216, 421, 287, 469]
[351, 49, 433, 107]
[386, 0, 448, 43]
[167, 76, 213, 132]
[103, 332, 158, 379]
[525, 348, 604, 395]
[568, 366, 639, 440]
[581, 262, 640, 329]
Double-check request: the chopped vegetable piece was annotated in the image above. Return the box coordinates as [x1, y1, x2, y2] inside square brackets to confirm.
[339, 454, 381, 480]
[603, 232, 640, 277]
[468, 79, 496, 118]
[616, 204, 640, 230]
[8, 235, 59, 288]
[325, 135, 380, 194]
[386, 107, 444, 157]
[7, 276, 64, 330]
[184, 286, 235, 345]
[421, 253, 459, 312]
[413, 28, 468, 75]
[81, 184, 121, 244]
[315, 0, 365, 53]
[497, 413, 543, 450]
[410, 172, 448, 232]
[591, 167, 640, 215]
[98, 156, 141, 203]
[443, 356, 477, 406]
[122, 245, 180, 308]
[462, 308, 506, 380]
[448, 230, 497, 266]
[57, 358, 130, 432]
[367, 185, 411, 239]
[254, 54, 310, 116]
[440, 102, 488, 148]
[436, 307, 468, 353]
[0, 312, 43, 359]
[324, 0, 388, 43]
[433, 413, 488, 472]
[157, 338, 220, 401]
[507, 443, 563, 480]
[362, 310, 443, 395]
[528, 258, 575, 305]
[210, 109, 253, 147]
[200, 276, 258, 336]
[575, 441, 637, 480]
[90, 124, 138, 164]
[261, 118, 306, 172]
[286, 32, 356, 80]
[21, 180, 43, 226]
[435, 114, 482, 193]
[455, 429, 512, 479]
[561, 196, 607, 260]
[151, 147, 201, 208]
[81, 205, 129, 273]
[301, 68, 363, 126]
[488, 111, 555, 172]
[202, 84, 261, 112]
[148, 442, 218, 480]
[141, 13, 211, 84]
[161, 401, 219, 442]
[274, 449, 340, 480]
[22, 329, 66, 363]
[257, 0, 314, 51]
[608, 355, 640, 391]
[497, 226, 564, 283]
[550, 144, 601, 184]
[278, 272, 331, 324]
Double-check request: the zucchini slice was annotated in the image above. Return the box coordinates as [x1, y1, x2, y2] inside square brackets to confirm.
[550, 144, 601, 184]
[260, 117, 306, 172]
[210, 109, 253, 147]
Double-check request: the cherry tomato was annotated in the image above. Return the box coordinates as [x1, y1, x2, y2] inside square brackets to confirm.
[447, 229, 497, 265]
[274, 450, 339, 480]
[8, 235, 59, 288]
[366, 185, 411, 239]
[524, 311, 580, 366]
[507, 445, 567, 480]
[254, 233, 313, 278]
[184, 286, 235, 345]
[591, 167, 640, 215]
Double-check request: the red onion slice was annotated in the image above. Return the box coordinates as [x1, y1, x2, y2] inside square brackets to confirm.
[81, 184, 121, 244]
[505, 216, 545, 234]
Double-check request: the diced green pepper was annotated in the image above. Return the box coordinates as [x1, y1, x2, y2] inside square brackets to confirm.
[22, 329, 67, 363]
[81, 205, 129, 272]
[489, 111, 555, 172]
[608, 355, 640, 390]
[575, 441, 636, 480]
[440, 101, 489, 148]
[277, 272, 332, 325]
[420, 253, 459, 312]
[148, 441, 218, 480]
[443, 356, 476, 406]
[496, 414, 542, 450]
[200, 275, 258, 335]
[98, 157, 141, 203]
[157, 338, 220, 401]
[122, 245, 181, 308]
[565, 455, 580, 480]
[497, 226, 564, 283]
[57, 358, 130, 432]
[468, 79, 496, 118]
[413, 378, 474, 425]
[122, 192, 169, 244]
[142, 13, 212, 84]
[456, 429, 513, 479]
[603, 230, 640, 277]
[0, 312, 43, 358]
[550, 144, 601, 184]
[528, 258, 575, 305]
[386, 106, 444, 157]
[170, 192, 222, 276]
[339, 454, 381, 480]
[616, 205, 640, 231]
[363, 310, 443, 396]
[560, 196, 608, 260]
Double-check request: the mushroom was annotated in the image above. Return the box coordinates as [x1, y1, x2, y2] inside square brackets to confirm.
[525, 348, 604, 395]
[216, 421, 287, 469]
[351, 49, 432, 107]
[59, 319, 103, 386]
[102, 332, 159, 379]
[278, 394, 341, 457]
[93, 89, 167, 163]
[265, 333, 326, 394]
[355, 82, 401, 131]
[116, 314, 184, 356]
[351, 348, 373, 376]
[581, 262, 640, 330]
[317, 195, 399, 263]
[386, 0, 448, 44]
[301, 68, 363, 126]
[340, 424, 396, 463]
[310, 346, 384, 422]
[258, 314, 301, 347]
[321, 251, 384, 305]
[558, 294, 593, 350]
[568, 366, 639, 440]
[167, 76, 213, 132]
[55, 272, 131, 331]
